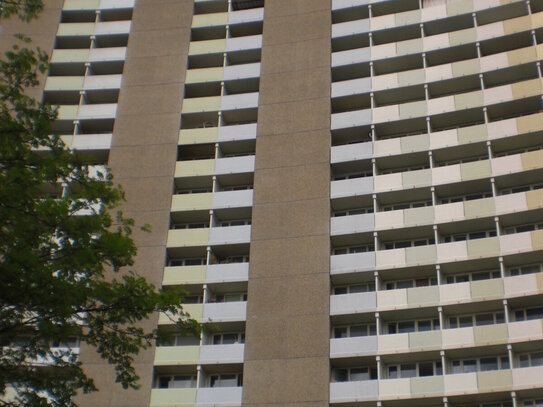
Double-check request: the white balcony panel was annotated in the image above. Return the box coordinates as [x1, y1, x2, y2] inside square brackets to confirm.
[330, 381, 378, 403]
[375, 210, 403, 231]
[220, 92, 258, 111]
[228, 8, 264, 25]
[377, 289, 407, 310]
[225, 35, 262, 52]
[444, 372, 478, 395]
[94, 20, 131, 35]
[373, 173, 402, 193]
[223, 63, 261, 81]
[100, 0, 135, 8]
[83, 74, 122, 90]
[372, 72, 399, 91]
[87, 164, 107, 180]
[495, 192, 527, 215]
[211, 190, 253, 210]
[331, 213, 374, 236]
[77, 103, 117, 119]
[477, 21, 505, 42]
[499, 232, 532, 256]
[372, 104, 399, 123]
[332, 0, 370, 11]
[199, 344, 244, 364]
[331, 177, 373, 199]
[330, 336, 377, 358]
[371, 43, 396, 61]
[429, 129, 458, 150]
[330, 252, 376, 275]
[504, 274, 541, 298]
[512, 366, 543, 390]
[332, 47, 371, 67]
[218, 123, 257, 142]
[432, 164, 462, 186]
[484, 84, 513, 106]
[425, 63, 453, 83]
[208, 225, 251, 246]
[379, 378, 411, 399]
[491, 155, 523, 176]
[206, 263, 249, 284]
[196, 387, 242, 407]
[487, 117, 517, 140]
[330, 292, 377, 316]
[374, 137, 401, 157]
[331, 141, 372, 163]
[427, 95, 455, 116]
[439, 282, 471, 304]
[215, 155, 255, 175]
[424, 32, 450, 52]
[421, 4, 447, 22]
[332, 19, 370, 38]
[203, 302, 246, 323]
[331, 109, 372, 130]
[434, 202, 464, 224]
[332, 77, 371, 98]
[480, 52, 509, 73]
[89, 47, 127, 62]
[370, 14, 395, 31]
[508, 319, 543, 343]
[71, 133, 112, 150]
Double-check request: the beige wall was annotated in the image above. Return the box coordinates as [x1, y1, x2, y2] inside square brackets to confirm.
[76, 1, 193, 405]
[243, 1, 332, 406]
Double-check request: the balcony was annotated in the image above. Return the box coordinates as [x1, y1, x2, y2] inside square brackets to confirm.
[167, 228, 209, 248]
[208, 225, 251, 246]
[330, 251, 376, 275]
[331, 213, 374, 236]
[218, 123, 257, 142]
[329, 380, 378, 403]
[330, 292, 377, 316]
[150, 388, 197, 406]
[214, 155, 255, 175]
[162, 265, 206, 286]
[377, 285, 439, 310]
[202, 301, 247, 323]
[196, 387, 242, 406]
[223, 63, 261, 81]
[330, 177, 373, 199]
[379, 376, 444, 400]
[77, 103, 117, 120]
[504, 273, 543, 298]
[228, 8, 264, 25]
[83, 74, 122, 90]
[154, 345, 200, 366]
[199, 344, 244, 364]
[330, 336, 377, 358]
[71, 133, 112, 150]
[441, 324, 508, 349]
[225, 34, 262, 52]
[206, 263, 249, 284]
[211, 189, 253, 210]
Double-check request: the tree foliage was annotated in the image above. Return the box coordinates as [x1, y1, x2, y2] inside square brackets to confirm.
[0, 5, 197, 407]
[0, 0, 44, 21]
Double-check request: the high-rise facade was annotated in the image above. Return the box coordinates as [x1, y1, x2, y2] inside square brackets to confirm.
[2, 0, 543, 406]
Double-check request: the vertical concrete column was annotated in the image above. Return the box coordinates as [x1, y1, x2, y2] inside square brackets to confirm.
[0, 0, 63, 101]
[243, 1, 331, 406]
[77, 1, 193, 406]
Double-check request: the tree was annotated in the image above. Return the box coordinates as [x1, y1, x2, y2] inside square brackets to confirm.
[0, 5, 197, 407]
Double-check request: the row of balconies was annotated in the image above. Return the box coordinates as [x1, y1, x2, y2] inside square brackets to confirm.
[185, 62, 261, 85]
[192, 7, 263, 29]
[150, 386, 242, 407]
[62, 0, 135, 11]
[50, 46, 126, 64]
[331, 229, 543, 274]
[158, 301, 246, 325]
[188, 34, 262, 58]
[179, 123, 257, 146]
[332, 77, 542, 130]
[56, 20, 131, 38]
[182, 92, 259, 115]
[162, 262, 249, 286]
[167, 225, 251, 249]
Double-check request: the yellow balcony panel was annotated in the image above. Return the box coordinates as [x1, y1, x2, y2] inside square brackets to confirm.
[400, 133, 429, 153]
[464, 197, 495, 219]
[182, 96, 221, 114]
[396, 38, 423, 56]
[45, 76, 84, 91]
[167, 229, 209, 248]
[154, 346, 200, 366]
[409, 330, 441, 351]
[532, 11, 543, 29]
[447, 0, 473, 16]
[457, 123, 487, 144]
[452, 58, 480, 78]
[192, 12, 227, 28]
[471, 277, 503, 300]
[397, 68, 425, 87]
[521, 149, 543, 171]
[402, 168, 431, 189]
[449, 27, 476, 46]
[460, 160, 490, 181]
[538, 44, 543, 60]
[503, 15, 530, 35]
[179, 127, 218, 145]
[404, 206, 434, 227]
[531, 229, 543, 251]
[477, 370, 512, 392]
[406, 285, 439, 306]
[162, 266, 206, 286]
[51, 49, 90, 63]
[185, 67, 224, 84]
[473, 324, 507, 346]
[399, 100, 427, 120]
[57, 22, 95, 36]
[188, 39, 226, 56]
[526, 189, 543, 210]
[150, 388, 197, 407]
[467, 237, 500, 260]
[63, 0, 100, 10]
[405, 245, 437, 266]
[159, 304, 203, 325]
[57, 105, 79, 121]
[508, 46, 537, 67]
[512, 78, 542, 100]
[517, 112, 543, 135]
[171, 193, 213, 212]
[454, 90, 483, 110]
[175, 159, 215, 178]
[410, 376, 444, 397]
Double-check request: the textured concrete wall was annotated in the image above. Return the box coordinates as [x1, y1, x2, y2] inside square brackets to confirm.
[243, 1, 332, 406]
[76, 1, 194, 405]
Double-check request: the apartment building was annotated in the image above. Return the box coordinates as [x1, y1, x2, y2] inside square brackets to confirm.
[2, 0, 543, 406]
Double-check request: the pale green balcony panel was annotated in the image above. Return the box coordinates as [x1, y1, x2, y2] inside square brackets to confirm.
[396, 38, 422, 57]
[51, 49, 90, 63]
[400, 133, 428, 154]
[397, 68, 425, 87]
[402, 168, 431, 189]
[452, 58, 480, 78]
[405, 245, 437, 266]
[409, 330, 441, 351]
[159, 304, 203, 325]
[454, 90, 483, 110]
[460, 160, 490, 181]
[477, 370, 512, 392]
[181, 96, 221, 114]
[192, 12, 227, 28]
[150, 388, 197, 406]
[457, 123, 487, 145]
[162, 265, 206, 286]
[464, 197, 495, 219]
[57, 22, 95, 36]
[395, 9, 420, 26]
[179, 127, 218, 145]
[406, 285, 439, 305]
[174, 159, 215, 178]
[57, 105, 78, 120]
[447, 0, 473, 16]
[171, 193, 213, 212]
[473, 324, 507, 346]
[63, 0, 100, 10]
[467, 236, 500, 260]
[399, 100, 426, 120]
[154, 345, 200, 366]
[188, 39, 226, 56]
[449, 27, 476, 47]
[185, 67, 223, 84]
[470, 277, 503, 299]
[45, 76, 84, 91]
[167, 228, 209, 248]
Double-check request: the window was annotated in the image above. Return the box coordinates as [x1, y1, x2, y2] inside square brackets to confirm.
[450, 356, 509, 374]
[388, 361, 442, 378]
[333, 207, 374, 217]
[209, 373, 243, 387]
[219, 219, 251, 227]
[333, 170, 373, 181]
[509, 263, 542, 276]
[332, 366, 377, 382]
[169, 258, 206, 267]
[51, 336, 79, 348]
[221, 184, 253, 191]
[443, 230, 496, 243]
[448, 312, 504, 328]
[514, 306, 543, 322]
[518, 352, 543, 368]
[387, 318, 439, 334]
[158, 334, 200, 347]
[385, 277, 437, 290]
[382, 200, 432, 211]
[522, 399, 543, 406]
[333, 282, 375, 295]
[183, 295, 203, 304]
[334, 324, 376, 338]
[446, 270, 500, 284]
[157, 375, 197, 389]
[217, 255, 250, 264]
[211, 332, 245, 345]
[208, 293, 247, 303]
[333, 244, 374, 255]
[171, 222, 209, 229]
[504, 224, 543, 235]
[440, 192, 492, 204]
[499, 183, 543, 195]
[384, 238, 435, 250]
[379, 164, 429, 175]
[436, 155, 488, 167]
